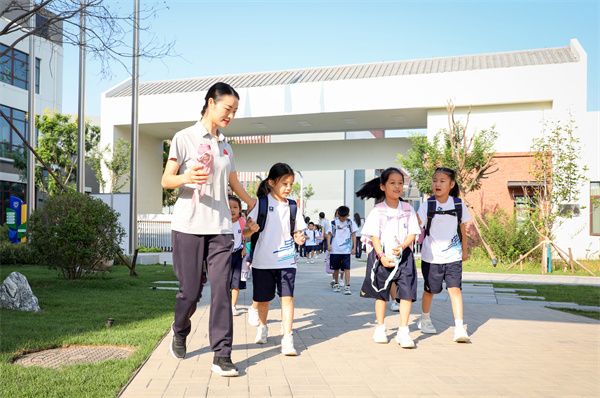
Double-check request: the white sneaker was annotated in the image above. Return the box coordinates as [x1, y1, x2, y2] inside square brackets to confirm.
[255, 325, 268, 344]
[333, 284, 341, 292]
[395, 329, 415, 348]
[390, 301, 400, 312]
[343, 286, 351, 295]
[453, 326, 471, 343]
[232, 306, 240, 316]
[330, 279, 336, 287]
[248, 306, 259, 327]
[281, 333, 297, 356]
[373, 325, 387, 343]
[418, 317, 437, 334]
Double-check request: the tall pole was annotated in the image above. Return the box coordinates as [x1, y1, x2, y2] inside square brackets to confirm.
[297, 171, 304, 216]
[77, 0, 86, 193]
[129, 0, 140, 254]
[26, 0, 36, 216]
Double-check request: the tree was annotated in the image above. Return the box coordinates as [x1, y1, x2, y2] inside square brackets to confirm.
[162, 140, 177, 208]
[290, 182, 315, 211]
[88, 137, 130, 193]
[1, 0, 174, 76]
[398, 100, 499, 262]
[508, 113, 594, 275]
[11, 110, 100, 195]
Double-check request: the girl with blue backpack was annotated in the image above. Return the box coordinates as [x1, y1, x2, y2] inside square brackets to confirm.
[243, 163, 307, 355]
[356, 167, 421, 348]
[416, 167, 471, 343]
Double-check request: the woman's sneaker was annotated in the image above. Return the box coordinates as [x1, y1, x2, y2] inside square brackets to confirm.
[395, 329, 415, 348]
[453, 326, 471, 343]
[248, 307, 259, 327]
[281, 333, 297, 356]
[333, 284, 341, 293]
[390, 301, 400, 312]
[232, 306, 240, 316]
[417, 317, 437, 334]
[170, 323, 186, 359]
[343, 286, 351, 295]
[255, 324, 268, 344]
[211, 356, 239, 377]
[373, 325, 387, 343]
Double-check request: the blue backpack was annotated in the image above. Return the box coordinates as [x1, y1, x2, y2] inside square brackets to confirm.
[246, 196, 298, 263]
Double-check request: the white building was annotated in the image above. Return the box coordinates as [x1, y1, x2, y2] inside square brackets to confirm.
[1, 2, 63, 217]
[101, 39, 599, 258]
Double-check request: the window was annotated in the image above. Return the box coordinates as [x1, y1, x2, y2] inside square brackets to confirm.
[514, 195, 537, 224]
[591, 182, 600, 236]
[0, 44, 40, 93]
[0, 105, 28, 158]
[0, 181, 26, 226]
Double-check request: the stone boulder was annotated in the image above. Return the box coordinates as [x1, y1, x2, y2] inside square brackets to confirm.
[0, 272, 42, 312]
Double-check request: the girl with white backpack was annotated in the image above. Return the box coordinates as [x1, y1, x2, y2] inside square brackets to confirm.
[356, 168, 421, 348]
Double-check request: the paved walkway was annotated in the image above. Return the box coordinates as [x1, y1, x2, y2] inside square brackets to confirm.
[121, 257, 600, 398]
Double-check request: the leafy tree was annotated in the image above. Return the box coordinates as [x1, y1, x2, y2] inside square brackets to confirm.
[11, 110, 100, 195]
[398, 100, 499, 262]
[290, 182, 315, 211]
[162, 140, 177, 208]
[509, 113, 594, 275]
[88, 138, 130, 193]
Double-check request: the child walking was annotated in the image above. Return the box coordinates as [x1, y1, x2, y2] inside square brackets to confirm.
[356, 168, 421, 347]
[327, 206, 357, 295]
[243, 163, 307, 355]
[304, 222, 321, 263]
[229, 196, 246, 316]
[416, 167, 471, 343]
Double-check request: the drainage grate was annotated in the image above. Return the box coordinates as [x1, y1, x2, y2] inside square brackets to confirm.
[13, 346, 135, 369]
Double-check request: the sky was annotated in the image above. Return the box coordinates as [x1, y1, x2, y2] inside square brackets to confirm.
[61, 0, 600, 117]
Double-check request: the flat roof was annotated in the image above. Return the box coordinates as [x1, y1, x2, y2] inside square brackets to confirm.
[109, 45, 577, 98]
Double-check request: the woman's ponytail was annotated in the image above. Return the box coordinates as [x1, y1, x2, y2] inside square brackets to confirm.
[355, 177, 384, 202]
[256, 179, 270, 198]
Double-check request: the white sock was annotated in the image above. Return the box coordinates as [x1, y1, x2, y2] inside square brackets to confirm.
[421, 312, 430, 320]
[399, 326, 410, 334]
[455, 319, 463, 328]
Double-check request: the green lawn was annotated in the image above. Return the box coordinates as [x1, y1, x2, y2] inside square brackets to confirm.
[0, 263, 178, 398]
[487, 282, 600, 320]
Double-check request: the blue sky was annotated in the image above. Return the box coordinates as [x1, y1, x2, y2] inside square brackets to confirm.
[62, 0, 600, 116]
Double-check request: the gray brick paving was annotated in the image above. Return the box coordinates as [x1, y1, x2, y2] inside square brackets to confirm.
[120, 257, 600, 398]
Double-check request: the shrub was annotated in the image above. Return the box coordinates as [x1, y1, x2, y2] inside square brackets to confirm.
[137, 246, 162, 253]
[0, 223, 9, 242]
[27, 192, 126, 279]
[0, 241, 37, 265]
[478, 207, 540, 264]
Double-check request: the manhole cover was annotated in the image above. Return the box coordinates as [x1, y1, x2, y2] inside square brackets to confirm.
[13, 346, 135, 369]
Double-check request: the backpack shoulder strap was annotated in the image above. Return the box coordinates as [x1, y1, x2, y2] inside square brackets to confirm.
[425, 196, 437, 236]
[287, 199, 297, 235]
[453, 196, 463, 242]
[250, 196, 269, 253]
[238, 217, 246, 230]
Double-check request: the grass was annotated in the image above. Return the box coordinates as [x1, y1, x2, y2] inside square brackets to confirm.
[486, 282, 600, 320]
[0, 263, 178, 398]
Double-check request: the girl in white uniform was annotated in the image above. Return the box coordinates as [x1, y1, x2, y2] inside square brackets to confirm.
[244, 163, 307, 355]
[416, 167, 471, 343]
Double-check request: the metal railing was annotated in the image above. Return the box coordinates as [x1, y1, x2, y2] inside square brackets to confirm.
[137, 220, 172, 251]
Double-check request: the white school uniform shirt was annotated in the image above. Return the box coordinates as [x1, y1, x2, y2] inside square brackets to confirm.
[247, 194, 307, 270]
[305, 229, 319, 246]
[417, 196, 471, 263]
[232, 219, 244, 251]
[329, 219, 358, 254]
[361, 202, 421, 259]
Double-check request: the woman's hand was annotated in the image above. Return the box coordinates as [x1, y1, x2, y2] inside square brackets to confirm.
[391, 245, 402, 257]
[293, 230, 306, 245]
[186, 164, 209, 185]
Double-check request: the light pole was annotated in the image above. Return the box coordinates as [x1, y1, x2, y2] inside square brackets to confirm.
[296, 171, 304, 216]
